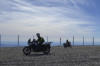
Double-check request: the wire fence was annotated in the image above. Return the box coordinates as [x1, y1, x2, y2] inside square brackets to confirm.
[0, 34, 99, 47]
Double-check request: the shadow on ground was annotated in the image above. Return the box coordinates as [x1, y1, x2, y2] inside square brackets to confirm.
[26, 53, 52, 57]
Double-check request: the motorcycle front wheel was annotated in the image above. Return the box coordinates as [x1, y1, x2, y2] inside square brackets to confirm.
[23, 47, 31, 55]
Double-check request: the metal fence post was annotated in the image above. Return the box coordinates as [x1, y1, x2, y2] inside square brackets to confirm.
[60, 37, 61, 46]
[18, 35, 19, 47]
[93, 36, 94, 46]
[47, 36, 48, 42]
[73, 35, 74, 46]
[0, 34, 1, 47]
[83, 36, 84, 46]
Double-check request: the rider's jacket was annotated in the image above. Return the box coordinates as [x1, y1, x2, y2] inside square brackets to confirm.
[37, 37, 45, 45]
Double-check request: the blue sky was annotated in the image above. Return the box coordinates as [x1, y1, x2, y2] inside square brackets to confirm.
[0, 0, 100, 42]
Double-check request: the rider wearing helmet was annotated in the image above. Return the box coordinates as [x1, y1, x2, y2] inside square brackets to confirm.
[36, 33, 45, 45]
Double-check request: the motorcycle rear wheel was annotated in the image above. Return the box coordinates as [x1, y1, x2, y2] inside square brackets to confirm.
[43, 47, 50, 54]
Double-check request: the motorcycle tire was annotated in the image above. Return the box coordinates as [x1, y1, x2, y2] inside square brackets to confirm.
[23, 47, 31, 55]
[43, 47, 50, 54]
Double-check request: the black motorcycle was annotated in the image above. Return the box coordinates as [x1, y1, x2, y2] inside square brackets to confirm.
[63, 41, 72, 48]
[23, 42, 51, 55]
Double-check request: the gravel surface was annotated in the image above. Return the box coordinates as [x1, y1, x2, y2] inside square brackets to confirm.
[0, 46, 100, 66]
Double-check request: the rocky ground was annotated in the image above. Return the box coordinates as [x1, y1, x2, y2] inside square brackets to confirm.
[0, 46, 100, 66]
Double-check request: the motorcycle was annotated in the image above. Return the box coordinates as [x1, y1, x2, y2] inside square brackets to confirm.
[63, 41, 72, 48]
[23, 42, 51, 55]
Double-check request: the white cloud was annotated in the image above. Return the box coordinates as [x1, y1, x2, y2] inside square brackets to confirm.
[0, 0, 96, 42]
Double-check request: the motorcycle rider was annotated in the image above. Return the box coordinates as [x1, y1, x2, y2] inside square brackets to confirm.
[23, 34, 50, 55]
[66, 40, 71, 47]
[36, 33, 45, 46]
[28, 38, 32, 46]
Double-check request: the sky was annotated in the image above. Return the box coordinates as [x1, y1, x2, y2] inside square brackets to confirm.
[0, 0, 100, 43]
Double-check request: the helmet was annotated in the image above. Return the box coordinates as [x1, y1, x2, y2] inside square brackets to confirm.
[36, 33, 40, 36]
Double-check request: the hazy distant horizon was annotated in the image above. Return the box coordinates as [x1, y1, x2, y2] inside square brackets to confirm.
[1, 41, 100, 47]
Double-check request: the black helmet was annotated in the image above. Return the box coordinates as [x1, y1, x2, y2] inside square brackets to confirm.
[36, 33, 40, 36]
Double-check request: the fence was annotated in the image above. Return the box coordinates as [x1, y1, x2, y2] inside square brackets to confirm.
[0, 34, 1, 47]
[0, 34, 99, 47]
[59, 36, 96, 46]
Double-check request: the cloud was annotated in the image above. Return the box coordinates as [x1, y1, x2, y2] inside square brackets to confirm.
[0, 0, 96, 42]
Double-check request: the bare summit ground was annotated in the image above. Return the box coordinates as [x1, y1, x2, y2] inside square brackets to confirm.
[0, 46, 100, 66]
